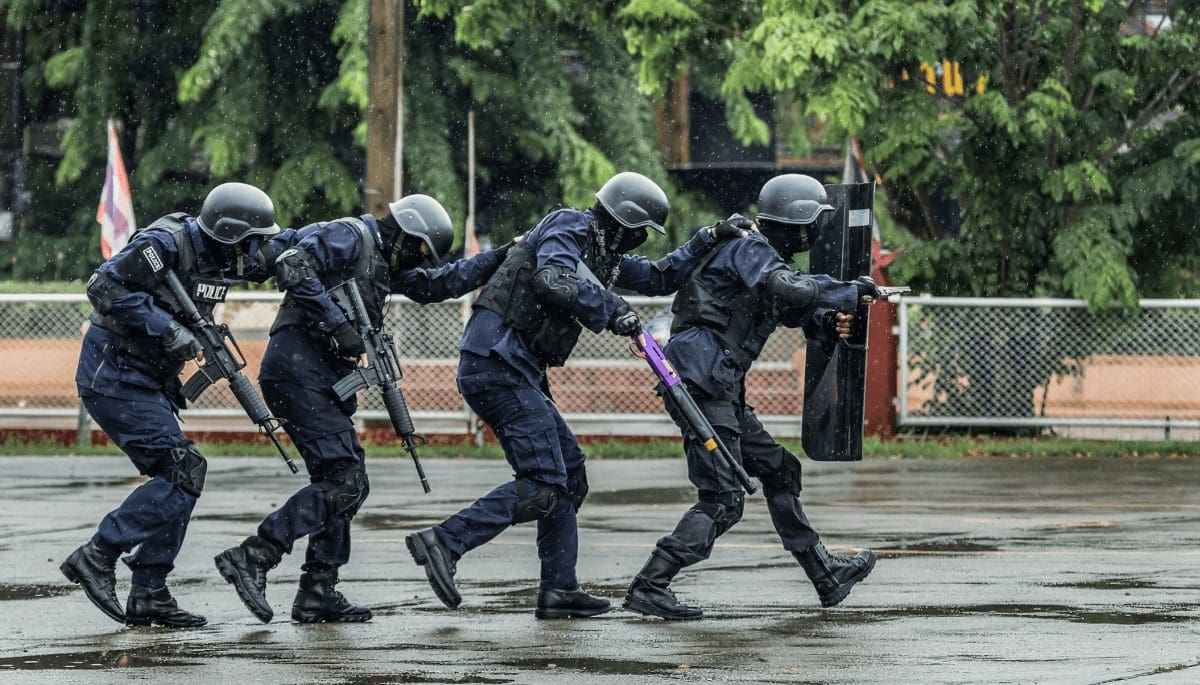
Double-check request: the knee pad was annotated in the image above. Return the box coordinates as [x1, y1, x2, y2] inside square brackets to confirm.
[697, 490, 745, 533]
[157, 441, 207, 498]
[512, 478, 560, 523]
[566, 464, 589, 512]
[324, 465, 370, 518]
[761, 454, 802, 497]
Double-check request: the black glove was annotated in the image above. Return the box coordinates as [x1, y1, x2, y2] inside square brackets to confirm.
[331, 321, 366, 358]
[607, 298, 641, 337]
[162, 320, 202, 361]
[853, 276, 881, 300]
[707, 213, 754, 241]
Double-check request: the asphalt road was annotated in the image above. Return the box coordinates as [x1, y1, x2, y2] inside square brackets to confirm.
[1, 455, 1199, 684]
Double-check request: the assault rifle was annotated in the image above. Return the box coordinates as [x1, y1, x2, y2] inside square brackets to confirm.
[330, 279, 431, 493]
[165, 271, 299, 474]
[632, 331, 758, 495]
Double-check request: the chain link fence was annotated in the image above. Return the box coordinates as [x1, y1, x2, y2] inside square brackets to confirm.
[899, 297, 1200, 433]
[0, 292, 809, 437]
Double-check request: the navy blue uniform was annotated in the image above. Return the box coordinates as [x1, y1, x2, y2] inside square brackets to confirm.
[656, 232, 859, 567]
[435, 208, 725, 591]
[255, 215, 502, 568]
[75, 218, 273, 588]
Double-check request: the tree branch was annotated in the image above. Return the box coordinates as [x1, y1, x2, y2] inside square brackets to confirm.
[1099, 68, 1197, 168]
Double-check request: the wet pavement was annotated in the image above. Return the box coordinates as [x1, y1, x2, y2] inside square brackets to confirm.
[2, 455, 1199, 684]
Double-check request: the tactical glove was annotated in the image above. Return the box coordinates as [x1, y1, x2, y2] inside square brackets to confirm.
[707, 213, 753, 241]
[607, 299, 641, 337]
[162, 320, 202, 361]
[853, 276, 882, 301]
[331, 321, 366, 358]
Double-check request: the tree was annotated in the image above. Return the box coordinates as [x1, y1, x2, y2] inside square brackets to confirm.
[620, 0, 1200, 307]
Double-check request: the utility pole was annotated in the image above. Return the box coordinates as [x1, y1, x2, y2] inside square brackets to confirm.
[365, 0, 403, 215]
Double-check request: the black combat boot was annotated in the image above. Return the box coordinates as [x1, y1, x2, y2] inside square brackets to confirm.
[291, 565, 372, 623]
[60, 541, 125, 623]
[536, 587, 612, 619]
[125, 584, 207, 628]
[214, 535, 283, 623]
[793, 543, 876, 608]
[406, 528, 461, 609]
[623, 550, 703, 620]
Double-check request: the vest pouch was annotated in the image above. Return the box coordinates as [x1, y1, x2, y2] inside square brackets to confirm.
[525, 315, 582, 367]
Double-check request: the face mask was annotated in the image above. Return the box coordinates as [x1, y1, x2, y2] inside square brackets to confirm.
[390, 235, 428, 271]
[611, 226, 648, 254]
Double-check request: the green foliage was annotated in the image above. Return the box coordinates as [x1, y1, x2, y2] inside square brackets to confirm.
[622, 0, 1200, 306]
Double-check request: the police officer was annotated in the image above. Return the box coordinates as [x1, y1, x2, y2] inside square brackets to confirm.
[623, 174, 878, 620]
[62, 183, 282, 628]
[404, 172, 748, 619]
[213, 194, 512, 624]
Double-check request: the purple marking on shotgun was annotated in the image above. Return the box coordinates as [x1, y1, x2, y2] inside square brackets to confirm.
[635, 333, 681, 388]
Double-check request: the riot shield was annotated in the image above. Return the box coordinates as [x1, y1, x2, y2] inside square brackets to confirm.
[801, 182, 874, 461]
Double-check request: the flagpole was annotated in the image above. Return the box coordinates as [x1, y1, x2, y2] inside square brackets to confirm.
[462, 109, 482, 445]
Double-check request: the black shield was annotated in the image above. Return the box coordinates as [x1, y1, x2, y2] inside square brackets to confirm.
[801, 182, 874, 461]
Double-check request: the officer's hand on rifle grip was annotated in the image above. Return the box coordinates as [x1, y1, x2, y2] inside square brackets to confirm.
[331, 321, 366, 359]
[607, 299, 641, 337]
[162, 320, 202, 361]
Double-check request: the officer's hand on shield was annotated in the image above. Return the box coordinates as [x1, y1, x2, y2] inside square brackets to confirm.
[853, 276, 882, 302]
[607, 298, 641, 337]
[331, 321, 366, 359]
[821, 311, 856, 340]
[162, 320, 203, 361]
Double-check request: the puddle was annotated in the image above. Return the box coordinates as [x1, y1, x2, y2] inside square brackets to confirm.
[585, 487, 697, 506]
[0, 647, 201, 670]
[0, 583, 74, 601]
[1047, 577, 1158, 591]
[354, 512, 443, 531]
[820, 603, 1194, 625]
[330, 675, 510, 685]
[877, 539, 1000, 554]
[500, 656, 683, 676]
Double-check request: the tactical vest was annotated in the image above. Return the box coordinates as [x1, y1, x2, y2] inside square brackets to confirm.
[670, 241, 781, 371]
[89, 214, 232, 359]
[270, 217, 390, 335]
[474, 231, 618, 368]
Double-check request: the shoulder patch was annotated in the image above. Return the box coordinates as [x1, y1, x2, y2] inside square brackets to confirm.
[141, 245, 164, 273]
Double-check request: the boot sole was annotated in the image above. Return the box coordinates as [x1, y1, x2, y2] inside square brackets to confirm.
[819, 552, 877, 608]
[406, 534, 462, 609]
[622, 595, 703, 621]
[291, 610, 373, 624]
[59, 558, 125, 624]
[214, 553, 273, 623]
[535, 605, 613, 620]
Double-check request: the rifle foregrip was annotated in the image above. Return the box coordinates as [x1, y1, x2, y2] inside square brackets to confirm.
[382, 384, 416, 438]
[229, 373, 273, 425]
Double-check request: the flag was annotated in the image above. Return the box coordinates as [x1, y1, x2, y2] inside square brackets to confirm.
[463, 215, 480, 258]
[97, 120, 135, 259]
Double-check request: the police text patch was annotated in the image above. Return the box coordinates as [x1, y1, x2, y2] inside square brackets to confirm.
[142, 246, 164, 273]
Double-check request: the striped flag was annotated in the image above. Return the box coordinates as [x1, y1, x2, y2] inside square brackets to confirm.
[97, 120, 135, 259]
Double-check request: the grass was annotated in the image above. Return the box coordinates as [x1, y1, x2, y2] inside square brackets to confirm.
[2, 435, 1198, 460]
[0, 280, 86, 294]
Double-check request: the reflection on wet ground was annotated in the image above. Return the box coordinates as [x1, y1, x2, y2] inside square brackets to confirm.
[1, 455, 1199, 683]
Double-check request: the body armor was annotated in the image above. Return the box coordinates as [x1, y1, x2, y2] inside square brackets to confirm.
[88, 214, 232, 367]
[474, 223, 617, 368]
[670, 242, 781, 371]
[271, 218, 390, 335]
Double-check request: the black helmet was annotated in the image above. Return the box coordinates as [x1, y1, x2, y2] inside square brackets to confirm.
[197, 182, 281, 244]
[387, 194, 454, 267]
[595, 172, 669, 234]
[756, 174, 834, 226]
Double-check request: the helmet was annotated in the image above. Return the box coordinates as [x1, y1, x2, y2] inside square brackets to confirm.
[387, 194, 454, 266]
[756, 174, 834, 226]
[197, 183, 281, 244]
[595, 172, 669, 234]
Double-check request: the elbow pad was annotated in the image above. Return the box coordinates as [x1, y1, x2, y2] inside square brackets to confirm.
[531, 265, 581, 309]
[274, 248, 318, 290]
[85, 270, 134, 315]
[765, 269, 819, 308]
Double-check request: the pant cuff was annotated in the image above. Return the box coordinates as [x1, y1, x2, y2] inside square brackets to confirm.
[130, 568, 168, 589]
